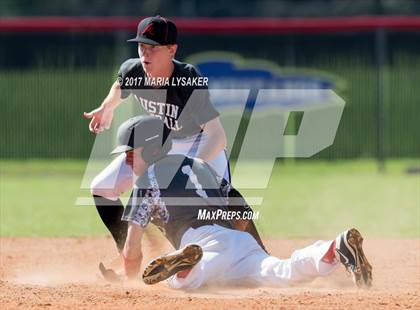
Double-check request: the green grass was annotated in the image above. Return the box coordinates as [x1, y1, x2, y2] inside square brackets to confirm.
[0, 160, 103, 236]
[0, 159, 419, 238]
[241, 159, 420, 238]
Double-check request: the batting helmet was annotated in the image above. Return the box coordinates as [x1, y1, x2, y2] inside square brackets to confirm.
[111, 115, 172, 164]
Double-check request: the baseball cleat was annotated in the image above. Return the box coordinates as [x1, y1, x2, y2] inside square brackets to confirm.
[142, 244, 203, 285]
[336, 228, 373, 288]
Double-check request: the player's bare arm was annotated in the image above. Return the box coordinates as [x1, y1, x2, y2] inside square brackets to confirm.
[99, 222, 145, 282]
[83, 80, 123, 134]
[122, 223, 145, 279]
[196, 117, 227, 161]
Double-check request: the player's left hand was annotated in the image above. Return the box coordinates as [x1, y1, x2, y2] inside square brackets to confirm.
[98, 262, 125, 282]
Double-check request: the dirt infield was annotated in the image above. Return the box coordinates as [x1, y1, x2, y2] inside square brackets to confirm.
[1, 235, 419, 309]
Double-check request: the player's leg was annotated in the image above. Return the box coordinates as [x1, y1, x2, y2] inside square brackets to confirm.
[168, 225, 329, 288]
[165, 225, 237, 289]
[230, 228, 372, 288]
[91, 152, 135, 200]
[206, 150, 230, 182]
[143, 244, 204, 286]
[169, 134, 231, 182]
[93, 195, 127, 251]
[238, 239, 339, 287]
[147, 225, 266, 289]
[91, 153, 136, 251]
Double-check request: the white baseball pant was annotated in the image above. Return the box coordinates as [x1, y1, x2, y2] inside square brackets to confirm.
[167, 224, 338, 289]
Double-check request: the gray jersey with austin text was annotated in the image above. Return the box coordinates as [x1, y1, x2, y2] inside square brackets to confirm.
[118, 59, 219, 139]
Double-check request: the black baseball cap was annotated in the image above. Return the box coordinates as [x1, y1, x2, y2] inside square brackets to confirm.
[111, 115, 168, 155]
[127, 15, 177, 46]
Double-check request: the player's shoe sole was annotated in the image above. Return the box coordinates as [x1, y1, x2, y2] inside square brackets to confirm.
[142, 244, 203, 285]
[336, 228, 373, 288]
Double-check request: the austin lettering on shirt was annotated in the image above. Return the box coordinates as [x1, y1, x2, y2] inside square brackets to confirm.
[137, 96, 183, 131]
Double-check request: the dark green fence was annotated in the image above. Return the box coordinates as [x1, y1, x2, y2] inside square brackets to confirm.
[1, 31, 419, 159]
